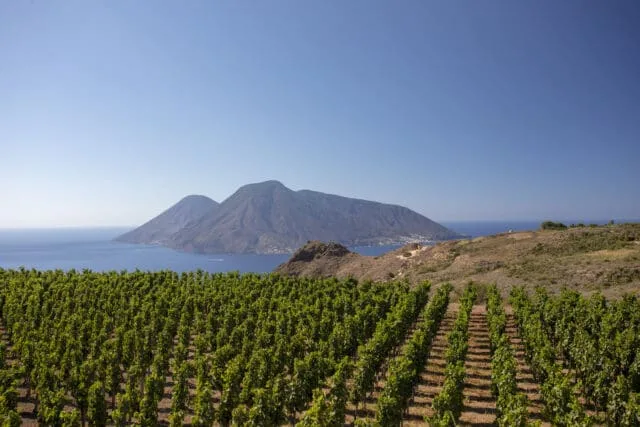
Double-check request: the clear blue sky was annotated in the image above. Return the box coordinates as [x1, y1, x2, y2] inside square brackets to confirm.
[2, 0, 639, 227]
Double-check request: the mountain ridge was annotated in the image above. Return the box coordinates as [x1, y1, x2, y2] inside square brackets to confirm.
[115, 195, 219, 245]
[116, 180, 461, 254]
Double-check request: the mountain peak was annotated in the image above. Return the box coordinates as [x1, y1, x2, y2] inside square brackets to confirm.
[115, 194, 219, 245]
[230, 180, 292, 199]
[178, 194, 218, 204]
[242, 180, 288, 190]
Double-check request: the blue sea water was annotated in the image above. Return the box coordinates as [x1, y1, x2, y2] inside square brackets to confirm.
[0, 228, 402, 273]
[0, 220, 624, 273]
[0, 228, 290, 273]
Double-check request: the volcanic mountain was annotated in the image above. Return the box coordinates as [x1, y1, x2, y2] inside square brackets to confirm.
[116, 180, 460, 254]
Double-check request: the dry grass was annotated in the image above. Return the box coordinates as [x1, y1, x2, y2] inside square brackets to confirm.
[277, 224, 640, 299]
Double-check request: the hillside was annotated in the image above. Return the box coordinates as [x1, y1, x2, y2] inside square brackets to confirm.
[276, 223, 640, 298]
[115, 195, 219, 245]
[117, 180, 460, 254]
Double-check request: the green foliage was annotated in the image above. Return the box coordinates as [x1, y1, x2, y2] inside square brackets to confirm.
[430, 361, 466, 424]
[87, 381, 107, 427]
[301, 356, 353, 426]
[540, 221, 568, 230]
[427, 284, 476, 425]
[350, 282, 431, 410]
[375, 284, 452, 425]
[170, 361, 190, 423]
[299, 388, 331, 427]
[191, 384, 215, 426]
[1, 410, 22, 427]
[510, 287, 593, 426]
[619, 392, 640, 426]
[60, 409, 81, 427]
[231, 404, 250, 425]
[0, 367, 21, 427]
[486, 285, 528, 426]
[527, 287, 640, 424]
[0, 269, 413, 426]
[2, 267, 635, 426]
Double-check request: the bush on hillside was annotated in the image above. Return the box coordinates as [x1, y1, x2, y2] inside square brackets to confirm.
[540, 221, 567, 231]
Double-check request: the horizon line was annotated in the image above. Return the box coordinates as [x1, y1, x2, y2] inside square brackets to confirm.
[2, 218, 639, 230]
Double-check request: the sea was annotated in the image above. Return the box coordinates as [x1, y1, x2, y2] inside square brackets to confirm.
[0, 220, 621, 273]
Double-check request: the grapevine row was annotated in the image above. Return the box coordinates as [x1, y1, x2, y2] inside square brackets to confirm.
[427, 284, 477, 426]
[0, 340, 20, 426]
[300, 282, 432, 426]
[349, 282, 432, 419]
[375, 283, 452, 425]
[509, 287, 591, 426]
[485, 285, 528, 426]
[532, 287, 640, 425]
[298, 356, 352, 426]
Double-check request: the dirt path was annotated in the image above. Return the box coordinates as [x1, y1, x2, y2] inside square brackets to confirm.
[505, 313, 550, 426]
[402, 304, 457, 426]
[458, 305, 496, 426]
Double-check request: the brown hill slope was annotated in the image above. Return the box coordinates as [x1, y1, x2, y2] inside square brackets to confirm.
[275, 223, 640, 298]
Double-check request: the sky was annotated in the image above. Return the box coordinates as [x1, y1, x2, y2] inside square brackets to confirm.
[1, 0, 639, 227]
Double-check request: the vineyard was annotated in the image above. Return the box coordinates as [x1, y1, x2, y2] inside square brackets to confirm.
[0, 268, 638, 426]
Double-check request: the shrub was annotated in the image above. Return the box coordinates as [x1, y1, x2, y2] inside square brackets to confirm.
[540, 221, 567, 230]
